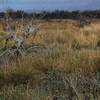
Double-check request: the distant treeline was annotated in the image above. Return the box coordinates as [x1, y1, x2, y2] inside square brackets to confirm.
[0, 9, 100, 19]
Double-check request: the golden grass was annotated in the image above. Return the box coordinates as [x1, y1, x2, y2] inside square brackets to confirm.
[0, 19, 100, 100]
[0, 19, 100, 72]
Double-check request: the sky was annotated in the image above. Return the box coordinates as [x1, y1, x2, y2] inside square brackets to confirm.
[0, 0, 100, 12]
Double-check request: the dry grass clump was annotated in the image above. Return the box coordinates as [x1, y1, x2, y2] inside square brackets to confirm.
[0, 55, 54, 87]
[53, 48, 100, 73]
[75, 23, 100, 48]
[74, 33, 99, 48]
[0, 85, 51, 100]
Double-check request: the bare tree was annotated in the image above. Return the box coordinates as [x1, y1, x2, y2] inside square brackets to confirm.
[0, 11, 45, 61]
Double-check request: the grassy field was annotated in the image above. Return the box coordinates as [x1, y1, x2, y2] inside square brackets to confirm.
[0, 19, 100, 100]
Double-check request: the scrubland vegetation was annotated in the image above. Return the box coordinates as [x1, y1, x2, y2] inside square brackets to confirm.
[0, 18, 100, 100]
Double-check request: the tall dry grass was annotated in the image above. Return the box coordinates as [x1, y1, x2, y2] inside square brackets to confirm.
[0, 19, 100, 100]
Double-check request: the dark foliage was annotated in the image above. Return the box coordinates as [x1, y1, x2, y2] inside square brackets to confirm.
[0, 10, 100, 20]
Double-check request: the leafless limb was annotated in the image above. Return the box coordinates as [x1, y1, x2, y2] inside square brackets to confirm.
[0, 11, 45, 61]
